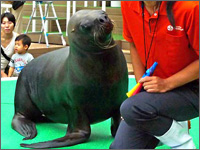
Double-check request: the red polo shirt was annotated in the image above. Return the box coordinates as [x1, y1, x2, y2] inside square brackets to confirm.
[121, 1, 199, 78]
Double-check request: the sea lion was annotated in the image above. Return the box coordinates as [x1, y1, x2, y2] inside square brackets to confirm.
[11, 10, 128, 148]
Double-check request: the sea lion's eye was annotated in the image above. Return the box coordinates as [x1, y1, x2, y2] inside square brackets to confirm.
[80, 20, 92, 32]
[80, 24, 91, 32]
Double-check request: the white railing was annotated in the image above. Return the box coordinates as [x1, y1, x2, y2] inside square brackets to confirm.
[31, 1, 107, 36]
[32, 1, 36, 32]
[72, 1, 76, 15]
[1, 3, 12, 13]
[66, 1, 71, 36]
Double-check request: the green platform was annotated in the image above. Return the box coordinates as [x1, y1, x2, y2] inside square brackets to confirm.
[1, 77, 199, 149]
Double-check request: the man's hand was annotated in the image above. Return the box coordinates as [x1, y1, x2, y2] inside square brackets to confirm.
[139, 76, 170, 93]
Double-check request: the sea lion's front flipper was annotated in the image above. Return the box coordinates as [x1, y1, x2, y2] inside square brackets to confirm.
[12, 113, 37, 140]
[111, 109, 121, 137]
[20, 130, 90, 148]
[20, 112, 91, 148]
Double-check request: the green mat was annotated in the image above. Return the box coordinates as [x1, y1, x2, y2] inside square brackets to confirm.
[1, 78, 199, 149]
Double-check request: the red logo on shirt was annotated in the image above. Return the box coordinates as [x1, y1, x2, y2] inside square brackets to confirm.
[15, 58, 27, 65]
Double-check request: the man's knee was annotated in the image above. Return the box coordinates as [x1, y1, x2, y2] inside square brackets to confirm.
[120, 97, 157, 125]
[120, 97, 140, 125]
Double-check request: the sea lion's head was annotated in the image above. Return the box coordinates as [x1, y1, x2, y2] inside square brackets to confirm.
[68, 10, 115, 51]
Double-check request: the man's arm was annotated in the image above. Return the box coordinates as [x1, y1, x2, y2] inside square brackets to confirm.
[129, 42, 145, 82]
[139, 59, 199, 93]
[165, 59, 199, 90]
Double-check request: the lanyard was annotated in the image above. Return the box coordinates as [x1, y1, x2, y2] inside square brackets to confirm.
[142, 2, 160, 70]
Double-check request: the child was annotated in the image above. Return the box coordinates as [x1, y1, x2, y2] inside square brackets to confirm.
[8, 34, 34, 77]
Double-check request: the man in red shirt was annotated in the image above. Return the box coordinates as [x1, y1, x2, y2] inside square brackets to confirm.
[110, 1, 199, 149]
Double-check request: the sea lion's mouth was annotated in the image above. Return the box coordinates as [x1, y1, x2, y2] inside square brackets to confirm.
[104, 22, 113, 34]
[94, 21, 115, 49]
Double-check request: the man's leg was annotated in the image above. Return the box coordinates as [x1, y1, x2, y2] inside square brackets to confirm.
[110, 120, 159, 149]
[120, 85, 198, 149]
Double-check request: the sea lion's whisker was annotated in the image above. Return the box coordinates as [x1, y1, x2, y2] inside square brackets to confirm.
[94, 31, 116, 49]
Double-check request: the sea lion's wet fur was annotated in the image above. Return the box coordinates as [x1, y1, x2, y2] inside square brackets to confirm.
[12, 10, 128, 148]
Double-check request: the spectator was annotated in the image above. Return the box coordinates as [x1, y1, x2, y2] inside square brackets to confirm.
[8, 34, 34, 77]
[1, 12, 18, 78]
[1, 1, 25, 34]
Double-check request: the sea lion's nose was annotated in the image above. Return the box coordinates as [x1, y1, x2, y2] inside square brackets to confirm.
[98, 15, 110, 24]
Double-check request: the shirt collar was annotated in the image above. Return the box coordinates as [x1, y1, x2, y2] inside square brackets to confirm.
[128, 1, 167, 16]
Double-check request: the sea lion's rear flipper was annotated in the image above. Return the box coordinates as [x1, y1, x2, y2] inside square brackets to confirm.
[12, 113, 37, 140]
[20, 112, 91, 148]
